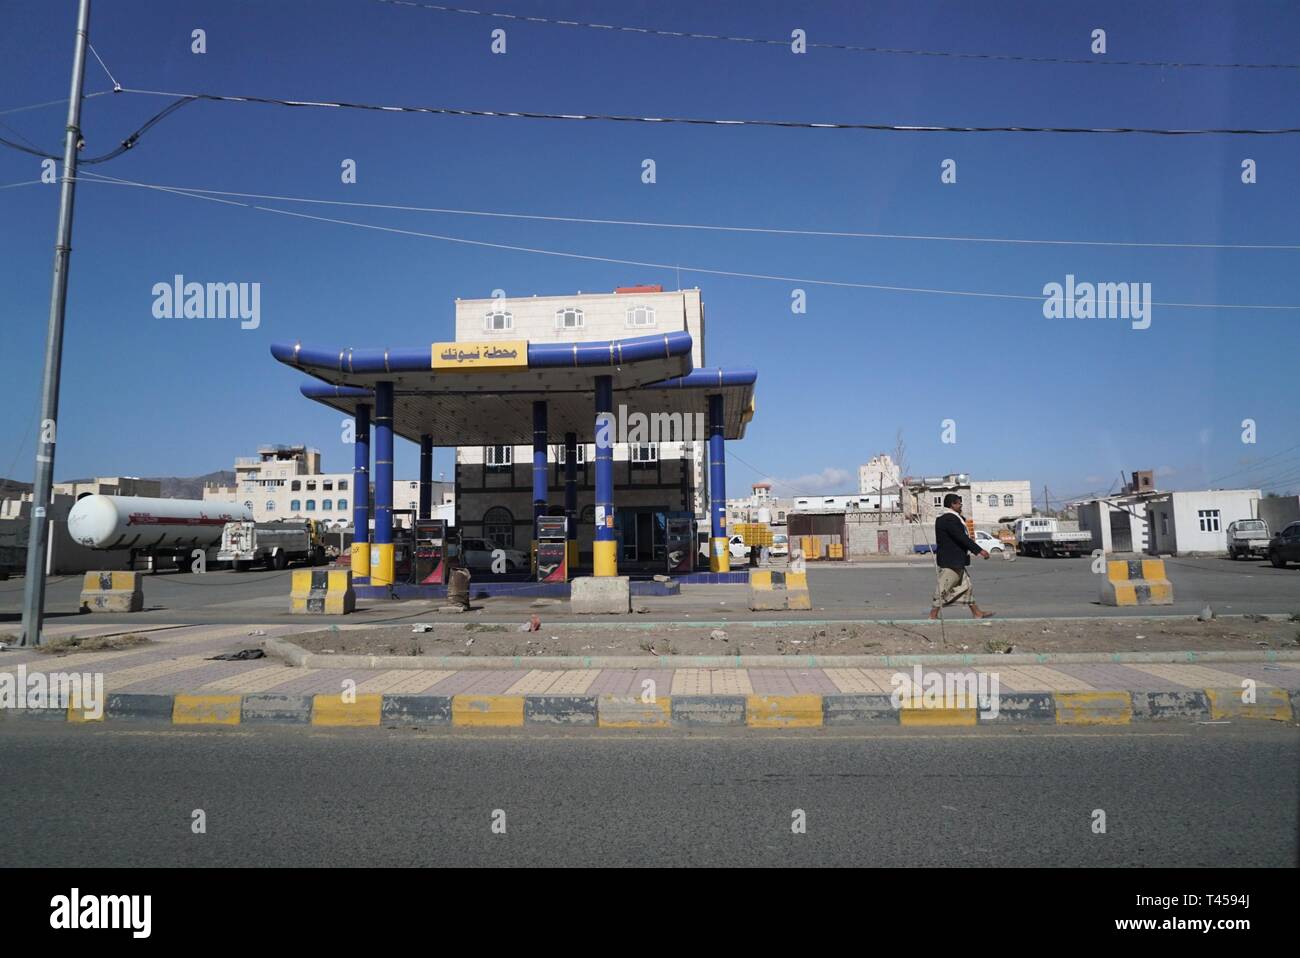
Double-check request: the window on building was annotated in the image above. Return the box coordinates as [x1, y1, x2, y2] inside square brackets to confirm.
[975, 494, 982, 503]
[290, 480, 301, 492]
[290, 499, 301, 511]
[625, 304, 656, 328]
[1161, 514, 1169, 535]
[483, 506, 514, 548]
[485, 308, 513, 331]
[265, 501, 275, 512]
[306, 481, 317, 491]
[322, 499, 333, 510]
[556, 444, 586, 465]
[933, 496, 943, 508]
[1198, 509, 1221, 532]
[988, 494, 999, 508]
[338, 480, 348, 491]
[630, 443, 658, 466]
[338, 498, 348, 511]
[555, 306, 585, 330]
[1004, 494, 1014, 507]
[408, 500, 417, 512]
[777, 511, 785, 521]
[485, 445, 513, 471]
[323, 480, 333, 491]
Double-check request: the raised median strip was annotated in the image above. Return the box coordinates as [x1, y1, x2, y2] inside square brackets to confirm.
[4, 687, 1293, 728]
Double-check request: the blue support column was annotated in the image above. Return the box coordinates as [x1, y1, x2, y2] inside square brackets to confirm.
[564, 431, 578, 571]
[593, 375, 617, 576]
[371, 381, 395, 585]
[418, 434, 433, 520]
[351, 403, 371, 583]
[532, 400, 548, 572]
[708, 393, 729, 573]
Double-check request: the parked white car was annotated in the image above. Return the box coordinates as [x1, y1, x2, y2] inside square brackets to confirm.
[973, 530, 1006, 553]
[770, 533, 789, 558]
[459, 537, 527, 573]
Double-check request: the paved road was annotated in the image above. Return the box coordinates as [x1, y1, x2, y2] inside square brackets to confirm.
[2, 556, 1295, 630]
[1, 723, 1295, 866]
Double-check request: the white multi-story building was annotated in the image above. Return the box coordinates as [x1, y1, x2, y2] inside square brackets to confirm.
[859, 454, 901, 495]
[453, 286, 707, 566]
[203, 444, 451, 528]
[906, 474, 1031, 527]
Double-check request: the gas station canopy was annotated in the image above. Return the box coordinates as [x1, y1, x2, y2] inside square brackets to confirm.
[271, 332, 757, 445]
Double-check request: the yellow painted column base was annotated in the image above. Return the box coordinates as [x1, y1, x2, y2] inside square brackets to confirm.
[369, 542, 395, 586]
[593, 539, 618, 577]
[710, 537, 731, 573]
[350, 541, 370, 579]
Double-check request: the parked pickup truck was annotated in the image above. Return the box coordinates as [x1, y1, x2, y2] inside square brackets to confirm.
[1226, 519, 1271, 560]
[1013, 517, 1092, 558]
[219, 519, 326, 571]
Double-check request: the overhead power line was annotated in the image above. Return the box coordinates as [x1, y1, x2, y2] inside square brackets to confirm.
[74, 171, 1300, 312]
[0, 94, 198, 165]
[115, 87, 1300, 136]
[373, 1, 1300, 71]
[65, 172, 1300, 251]
[0, 90, 111, 116]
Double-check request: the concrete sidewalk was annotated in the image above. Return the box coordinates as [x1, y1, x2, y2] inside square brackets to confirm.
[2, 620, 1298, 729]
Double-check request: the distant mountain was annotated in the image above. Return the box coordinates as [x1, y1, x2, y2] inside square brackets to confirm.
[7, 471, 238, 502]
[0, 477, 33, 499]
[151, 471, 236, 499]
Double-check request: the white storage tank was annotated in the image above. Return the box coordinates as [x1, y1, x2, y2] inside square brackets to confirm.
[68, 495, 252, 551]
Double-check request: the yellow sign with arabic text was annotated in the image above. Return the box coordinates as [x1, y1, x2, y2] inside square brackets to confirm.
[432, 340, 528, 371]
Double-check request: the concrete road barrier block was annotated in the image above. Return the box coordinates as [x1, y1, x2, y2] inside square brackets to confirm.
[79, 571, 143, 613]
[570, 576, 631, 614]
[785, 571, 812, 611]
[1205, 687, 1293, 722]
[746, 694, 823, 728]
[822, 694, 898, 725]
[525, 695, 598, 726]
[597, 694, 672, 728]
[747, 570, 786, 611]
[670, 695, 746, 726]
[381, 695, 452, 726]
[1100, 559, 1173, 607]
[452, 694, 525, 727]
[1132, 690, 1210, 720]
[290, 569, 355, 615]
[1055, 690, 1132, 725]
[242, 694, 313, 724]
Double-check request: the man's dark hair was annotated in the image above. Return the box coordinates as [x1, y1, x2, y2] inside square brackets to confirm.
[943, 493, 962, 508]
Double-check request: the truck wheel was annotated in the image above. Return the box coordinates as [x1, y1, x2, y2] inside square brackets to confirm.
[1040, 545, 1053, 559]
[233, 560, 249, 573]
[272, 551, 288, 571]
[312, 546, 327, 566]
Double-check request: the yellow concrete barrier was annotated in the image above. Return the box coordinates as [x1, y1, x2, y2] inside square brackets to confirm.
[452, 694, 525, 727]
[311, 693, 382, 726]
[173, 694, 242, 725]
[79, 571, 144, 613]
[746, 694, 823, 728]
[747, 570, 812, 611]
[1055, 691, 1133, 725]
[290, 569, 355, 615]
[1100, 559, 1173, 606]
[1205, 687, 1293, 722]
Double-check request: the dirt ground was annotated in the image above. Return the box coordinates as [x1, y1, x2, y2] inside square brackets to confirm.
[286, 615, 1300, 659]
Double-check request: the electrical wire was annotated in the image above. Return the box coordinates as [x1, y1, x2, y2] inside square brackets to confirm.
[75, 173, 1299, 312]
[71, 171, 1300, 251]
[372, 1, 1300, 71]
[0, 94, 198, 165]
[115, 86, 1300, 136]
[0, 90, 112, 117]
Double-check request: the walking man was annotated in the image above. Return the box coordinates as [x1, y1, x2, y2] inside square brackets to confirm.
[929, 493, 995, 619]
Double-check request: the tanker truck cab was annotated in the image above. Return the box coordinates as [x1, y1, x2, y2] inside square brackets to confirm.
[218, 518, 327, 571]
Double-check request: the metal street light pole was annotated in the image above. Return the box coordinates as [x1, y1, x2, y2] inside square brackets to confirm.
[20, 0, 92, 647]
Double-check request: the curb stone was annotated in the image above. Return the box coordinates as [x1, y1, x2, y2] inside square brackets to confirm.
[3, 689, 1294, 729]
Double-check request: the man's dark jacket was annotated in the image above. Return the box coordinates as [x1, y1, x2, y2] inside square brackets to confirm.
[934, 512, 982, 570]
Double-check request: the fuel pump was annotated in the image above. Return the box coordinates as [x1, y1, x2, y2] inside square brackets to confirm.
[536, 516, 569, 583]
[413, 518, 452, 584]
[665, 515, 695, 574]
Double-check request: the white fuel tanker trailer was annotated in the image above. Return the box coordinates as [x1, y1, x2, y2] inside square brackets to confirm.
[67, 495, 252, 571]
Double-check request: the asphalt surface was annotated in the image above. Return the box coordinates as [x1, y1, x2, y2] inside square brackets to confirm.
[1, 722, 1296, 867]
[2, 555, 1296, 629]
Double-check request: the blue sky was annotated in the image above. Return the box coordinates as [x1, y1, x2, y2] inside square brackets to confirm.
[2, 0, 1298, 505]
